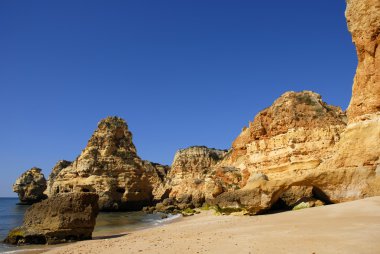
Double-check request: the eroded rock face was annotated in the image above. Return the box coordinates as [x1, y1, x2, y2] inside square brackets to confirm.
[221, 91, 347, 181]
[321, 0, 380, 199]
[164, 146, 228, 207]
[212, 1, 380, 214]
[142, 160, 170, 202]
[212, 163, 374, 215]
[212, 91, 377, 214]
[346, 0, 380, 121]
[46, 160, 72, 196]
[50, 117, 166, 211]
[4, 193, 99, 245]
[13, 167, 47, 204]
[14, 1, 380, 216]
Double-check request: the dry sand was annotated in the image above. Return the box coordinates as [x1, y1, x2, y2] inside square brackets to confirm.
[44, 197, 380, 254]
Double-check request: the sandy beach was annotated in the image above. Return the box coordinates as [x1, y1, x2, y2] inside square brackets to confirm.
[44, 196, 380, 254]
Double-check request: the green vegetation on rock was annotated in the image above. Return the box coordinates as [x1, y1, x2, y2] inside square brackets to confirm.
[292, 202, 310, 210]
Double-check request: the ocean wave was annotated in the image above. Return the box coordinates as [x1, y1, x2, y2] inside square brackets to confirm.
[2, 248, 50, 254]
[153, 214, 182, 225]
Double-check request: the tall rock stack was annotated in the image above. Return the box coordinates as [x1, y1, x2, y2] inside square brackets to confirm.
[321, 0, 380, 197]
[346, 0, 380, 122]
[50, 117, 166, 211]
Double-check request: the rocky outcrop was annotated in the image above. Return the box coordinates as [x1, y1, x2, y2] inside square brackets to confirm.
[50, 117, 166, 211]
[159, 146, 228, 208]
[221, 91, 347, 181]
[142, 160, 170, 202]
[46, 160, 72, 196]
[13, 167, 47, 204]
[209, 91, 350, 214]
[346, 0, 380, 122]
[211, 0, 380, 214]
[4, 193, 99, 245]
[212, 98, 379, 214]
[13, 0, 380, 216]
[319, 0, 380, 199]
[212, 162, 374, 214]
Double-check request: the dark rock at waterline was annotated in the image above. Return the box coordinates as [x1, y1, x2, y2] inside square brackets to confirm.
[4, 193, 99, 245]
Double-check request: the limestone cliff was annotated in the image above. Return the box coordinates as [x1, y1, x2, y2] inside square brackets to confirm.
[13, 167, 47, 204]
[346, 0, 380, 121]
[50, 117, 166, 211]
[222, 91, 347, 180]
[46, 160, 72, 196]
[14, 0, 380, 215]
[212, 0, 380, 214]
[163, 146, 228, 207]
[321, 0, 380, 198]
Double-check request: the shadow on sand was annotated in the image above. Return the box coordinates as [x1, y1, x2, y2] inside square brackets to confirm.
[93, 233, 128, 240]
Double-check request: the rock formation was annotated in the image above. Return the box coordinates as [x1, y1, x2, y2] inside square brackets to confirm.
[13, 167, 47, 204]
[345, 0, 380, 122]
[145, 146, 255, 214]
[46, 160, 72, 196]
[211, 0, 380, 214]
[221, 91, 347, 182]
[4, 193, 99, 245]
[209, 91, 347, 213]
[156, 146, 228, 209]
[50, 117, 167, 211]
[323, 0, 380, 198]
[12, 0, 380, 216]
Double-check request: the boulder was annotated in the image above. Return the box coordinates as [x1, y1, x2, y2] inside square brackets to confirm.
[4, 193, 99, 245]
[13, 167, 47, 204]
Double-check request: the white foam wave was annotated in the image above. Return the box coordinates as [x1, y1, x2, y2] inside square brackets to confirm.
[154, 214, 182, 225]
[2, 248, 48, 254]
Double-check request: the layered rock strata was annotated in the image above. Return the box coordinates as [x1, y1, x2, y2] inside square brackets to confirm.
[150, 146, 229, 211]
[4, 193, 99, 245]
[13, 0, 380, 216]
[13, 167, 47, 204]
[317, 0, 380, 199]
[145, 146, 258, 214]
[46, 160, 72, 196]
[212, 0, 380, 214]
[165, 146, 227, 205]
[345, 0, 380, 122]
[220, 91, 347, 182]
[50, 117, 167, 211]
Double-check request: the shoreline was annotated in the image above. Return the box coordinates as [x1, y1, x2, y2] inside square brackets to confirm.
[2, 212, 183, 254]
[42, 196, 380, 254]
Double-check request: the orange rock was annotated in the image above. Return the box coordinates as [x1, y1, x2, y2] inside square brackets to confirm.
[346, 0, 380, 122]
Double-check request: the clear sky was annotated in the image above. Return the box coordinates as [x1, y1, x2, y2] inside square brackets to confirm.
[0, 0, 356, 197]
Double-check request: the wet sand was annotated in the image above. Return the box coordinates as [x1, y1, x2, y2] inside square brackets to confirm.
[44, 196, 380, 254]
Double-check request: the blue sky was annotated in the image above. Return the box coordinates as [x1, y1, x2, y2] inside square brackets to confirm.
[0, 0, 356, 197]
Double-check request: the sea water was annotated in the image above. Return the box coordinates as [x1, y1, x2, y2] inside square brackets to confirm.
[0, 198, 181, 253]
